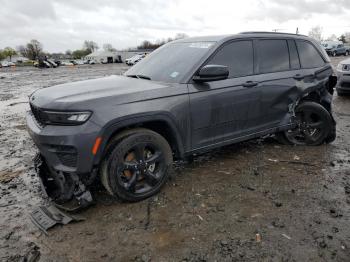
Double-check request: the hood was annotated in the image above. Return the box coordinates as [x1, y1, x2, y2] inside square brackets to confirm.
[339, 58, 350, 65]
[30, 75, 184, 110]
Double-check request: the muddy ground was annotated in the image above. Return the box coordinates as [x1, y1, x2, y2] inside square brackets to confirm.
[0, 59, 350, 261]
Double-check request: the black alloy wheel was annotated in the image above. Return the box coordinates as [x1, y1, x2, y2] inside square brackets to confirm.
[100, 129, 172, 202]
[278, 102, 332, 146]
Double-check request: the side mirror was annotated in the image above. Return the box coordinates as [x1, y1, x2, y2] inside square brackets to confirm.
[193, 64, 229, 82]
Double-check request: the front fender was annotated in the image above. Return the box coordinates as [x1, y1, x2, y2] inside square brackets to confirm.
[93, 112, 185, 165]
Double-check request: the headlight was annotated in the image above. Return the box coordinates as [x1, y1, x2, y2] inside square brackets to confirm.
[44, 111, 92, 125]
[343, 64, 350, 71]
[337, 63, 350, 71]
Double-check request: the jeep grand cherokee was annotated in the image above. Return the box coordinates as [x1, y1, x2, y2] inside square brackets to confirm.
[26, 32, 337, 204]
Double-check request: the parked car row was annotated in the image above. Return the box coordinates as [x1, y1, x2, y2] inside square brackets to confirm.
[125, 54, 146, 66]
[0, 61, 16, 67]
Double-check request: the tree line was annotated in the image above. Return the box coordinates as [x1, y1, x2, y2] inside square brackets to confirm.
[0, 33, 189, 61]
[0, 40, 113, 61]
[308, 26, 350, 43]
[137, 33, 188, 49]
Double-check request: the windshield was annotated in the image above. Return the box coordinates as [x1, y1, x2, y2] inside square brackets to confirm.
[125, 41, 215, 83]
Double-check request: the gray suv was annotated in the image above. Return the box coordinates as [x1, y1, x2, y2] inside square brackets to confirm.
[26, 32, 337, 204]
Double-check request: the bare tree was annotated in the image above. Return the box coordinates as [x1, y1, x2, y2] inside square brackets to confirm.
[83, 40, 99, 53]
[28, 39, 43, 60]
[103, 43, 116, 52]
[17, 45, 28, 58]
[344, 32, 350, 43]
[308, 26, 323, 42]
[326, 34, 338, 41]
[17, 40, 43, 60]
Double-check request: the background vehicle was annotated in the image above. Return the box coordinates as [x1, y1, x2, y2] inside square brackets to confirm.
[324, 42, 347, 56]
[125, 54, 145, 65]
[74, 60, 85, 65]
[1, 61, 9, 67]
[60, 61, 74, 66]
[47, 60, 57, 68]
[27, 32, 336, 205]
[336, 58, 350, 95]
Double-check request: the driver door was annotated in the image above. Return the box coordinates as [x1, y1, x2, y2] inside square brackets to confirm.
[188, 40, 263, 150]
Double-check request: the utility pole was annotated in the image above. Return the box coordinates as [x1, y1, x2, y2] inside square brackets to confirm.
[296, 27, 299, 34]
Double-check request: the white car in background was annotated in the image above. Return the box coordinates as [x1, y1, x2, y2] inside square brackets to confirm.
[60, 61, 74, 66]
[125, 54, 145, 66]
[0, 61, 9, 67]
[74, 60, 85, 65]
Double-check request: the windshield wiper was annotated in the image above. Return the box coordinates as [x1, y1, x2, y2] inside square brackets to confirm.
[126, 74, 151, 80]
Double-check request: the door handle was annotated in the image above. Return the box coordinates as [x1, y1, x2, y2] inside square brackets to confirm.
[242, 81, 258, 88]
[293, 74, 305, 80]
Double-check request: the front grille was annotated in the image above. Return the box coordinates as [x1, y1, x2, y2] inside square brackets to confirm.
[30, 103, 48, 127]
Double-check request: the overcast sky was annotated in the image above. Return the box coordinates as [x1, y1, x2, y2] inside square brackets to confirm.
[1, 0, 350, 52]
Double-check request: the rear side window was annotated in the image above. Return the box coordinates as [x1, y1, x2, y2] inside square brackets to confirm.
[288, 40, 300, 70]
[296, 41, 325, 68]
[258, 40, 290, 73]
[206, 40, 253, 78]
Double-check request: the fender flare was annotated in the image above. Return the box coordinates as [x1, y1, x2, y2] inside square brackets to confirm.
[93, 112, 185, 165]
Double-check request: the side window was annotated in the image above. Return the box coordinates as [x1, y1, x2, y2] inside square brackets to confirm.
[206, 40, 253, 78]
[258, 39, 290, 74]
[296, 41, 325, 68]
[288, 40, 300, 70]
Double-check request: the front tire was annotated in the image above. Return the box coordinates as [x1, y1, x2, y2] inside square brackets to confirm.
[277, 102, 333, 146]
[100, 129, 173, 202]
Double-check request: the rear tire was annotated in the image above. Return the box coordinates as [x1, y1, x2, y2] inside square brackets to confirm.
[276, 102, 333, 146]
[100, 129, 173, 202]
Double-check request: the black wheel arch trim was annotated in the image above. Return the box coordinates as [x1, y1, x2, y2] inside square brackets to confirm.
[93, 112, 185, 165]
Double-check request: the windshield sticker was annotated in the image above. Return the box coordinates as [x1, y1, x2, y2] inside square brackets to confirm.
[170, 72, 179, 78]
[189, 42, 213, 49]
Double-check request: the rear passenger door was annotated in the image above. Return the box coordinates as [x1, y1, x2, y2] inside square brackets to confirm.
[253, 39, 303, 128]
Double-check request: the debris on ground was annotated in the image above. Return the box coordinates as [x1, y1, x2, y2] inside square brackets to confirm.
[30, 204, 85, 235]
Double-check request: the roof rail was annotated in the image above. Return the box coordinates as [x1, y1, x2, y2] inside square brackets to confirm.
[239, 31, 307, 37]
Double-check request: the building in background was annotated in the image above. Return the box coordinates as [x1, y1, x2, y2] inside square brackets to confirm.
[85, 50, 120, 63]
[84, 49, 153, 63]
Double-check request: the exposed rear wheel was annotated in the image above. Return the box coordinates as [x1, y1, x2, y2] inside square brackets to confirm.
[100, 129, 173, 202]
[277, 102, 332, 146]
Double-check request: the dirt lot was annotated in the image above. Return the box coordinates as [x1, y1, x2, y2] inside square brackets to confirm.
[1, 59, 350, 261]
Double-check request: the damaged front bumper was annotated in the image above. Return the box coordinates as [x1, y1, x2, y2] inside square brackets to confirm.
[34, 154, 94, 211]
[26, 110, 102, 209]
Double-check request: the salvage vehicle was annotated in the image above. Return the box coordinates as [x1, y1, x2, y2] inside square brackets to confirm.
[336, 58, 350, 95]
[325, 43, 347, 57]
[26, 32, 337, 206]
